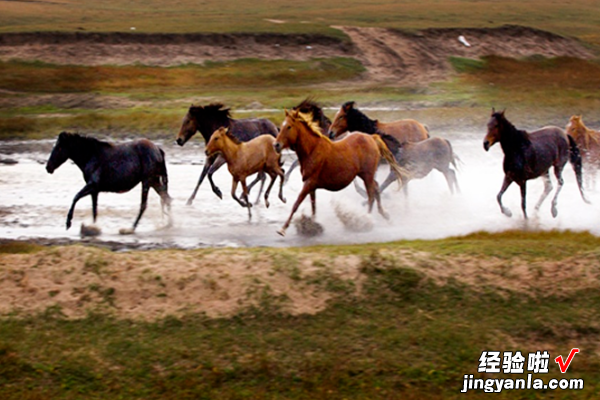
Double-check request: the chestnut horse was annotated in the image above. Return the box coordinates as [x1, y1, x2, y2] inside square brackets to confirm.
[176, 103, 278, 205]
[566, 115, 600, 185]
[273, 109, 407, 236]
[46, 132, 172, 234]
[484, 110, 588, 219]
[205, 127, 286, 220]
[284, 98, 332, 183]
[328, 101, 429, 144]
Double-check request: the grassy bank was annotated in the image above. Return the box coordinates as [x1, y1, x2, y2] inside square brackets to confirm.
[1, 230, 600, 399]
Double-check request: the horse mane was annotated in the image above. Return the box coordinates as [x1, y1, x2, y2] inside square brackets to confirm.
[293, 110, 329, 141]
[189, 103, 232, 126]
[60, 131, 113, 150]
[344, 101, 378, 134]
[223, 128, 242, 145]
[293, 98, 331, 130]
[493, 111, 531, 146]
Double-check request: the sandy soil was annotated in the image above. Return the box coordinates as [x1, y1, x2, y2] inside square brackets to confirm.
[1, 243, 597, 320]
[0, 25, 594, 85]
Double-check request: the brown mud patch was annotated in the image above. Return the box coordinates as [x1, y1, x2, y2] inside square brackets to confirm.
[0, 25, 595, 85]
[1, 243, 598, 320]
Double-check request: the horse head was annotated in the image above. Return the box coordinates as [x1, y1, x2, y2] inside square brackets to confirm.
[484, 109, 506, 151]
[205, 126, 229, 157]
[328, 101, 354, 139]
[566, 115, 584, 138]
[46, 131, 72, 174]
[176, 105, 199, 146]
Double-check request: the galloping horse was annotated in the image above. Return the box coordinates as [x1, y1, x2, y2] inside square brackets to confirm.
[46, 132, 172, 234]
[566, 115, 600, 185]
[273, 109, 407, 236]
[379, 137, 461, 195]
[284, 98, 332, 183]
[328, 101, 429, 143]
[205, 127, 286, 220]
[484, 110, 588, 219]
[176, 103, 279, 205]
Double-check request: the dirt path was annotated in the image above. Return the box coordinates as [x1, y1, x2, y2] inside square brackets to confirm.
[0, 25, 595, 85]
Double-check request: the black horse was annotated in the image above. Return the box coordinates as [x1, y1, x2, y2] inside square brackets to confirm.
[176, 103, 279, 205]
[484, 110, 589, 219]
[46, 132, 172, 234]
[284, 98, 332, 183]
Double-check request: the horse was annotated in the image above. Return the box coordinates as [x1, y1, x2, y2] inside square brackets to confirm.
[483, 110, 588, 219]
[205, 127, 286, 220]
[376, 136, 461, 195]
[566, 115, 600, 186]
[176, 103, 279, 205]
[45, 132, 172, 234]
[328, 101, 429, 144]
[273, 109, 408, 236]
[283, 98, 332, 183]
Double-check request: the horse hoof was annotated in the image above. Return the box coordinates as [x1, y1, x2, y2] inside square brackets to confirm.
[280, 197, 287, 204]
[186, 199, 194, 206]
[265, 200, 270, 208]
[119, 227, 135, 235]
[215, 190, 223, 199]
[502, 208, 513, 218]
[277, 228, 286, 237]
[381, 211, 390, 220]
[551, 207, 558, 218]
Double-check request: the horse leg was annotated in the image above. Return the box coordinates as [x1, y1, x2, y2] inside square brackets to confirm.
[365, 177, 389, 220]
[152, 183, 173, 228]
[441, 168, 459, 194]
[66, 183, 96, 229]
[310, 191, 316, 218]
[248, 171, 266, 206]
[278, 184, 311, 236]
[353, 179, 368, 199]
[91, 192, 99, 223]
[263, 171, 277, 208]
[187, 158, 212, 205]
[518, 181, 528, 219]
[284, 159, 299, 184]
[277, 169, 287, 204]
[534, 172, 553, 211]
[241, 180, 252, 220]
[550, 168, 565, 218]
[121, 183, 149, 234]
[207, 156, 226, 200]
[497, 176, 513, 217]
[231, 179, 249, 208]
[378, 171, 398, 195]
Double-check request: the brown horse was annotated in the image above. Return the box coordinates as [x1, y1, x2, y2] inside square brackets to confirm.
[328, 101, 429, 144]
[484, 110, 588, 219]
[273, 109, 407, 236]
[176, 103, 279, 205]
[205, 127, 286, 220]
[284, 98, 332, 183]
[377, 136, 461, 195]
[566, 115, 600, 185]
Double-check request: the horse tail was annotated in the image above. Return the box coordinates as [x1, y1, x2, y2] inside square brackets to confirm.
[373, 134, 410, 188]
[568, 135, 590, 204]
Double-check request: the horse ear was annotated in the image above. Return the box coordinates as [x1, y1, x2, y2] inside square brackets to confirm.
[492, 107, 495, 114]
[500, 109, 506, 116]
[344, 101, 355, 111]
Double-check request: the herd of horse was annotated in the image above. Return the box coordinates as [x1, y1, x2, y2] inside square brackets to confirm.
[45, 99, 597, 236]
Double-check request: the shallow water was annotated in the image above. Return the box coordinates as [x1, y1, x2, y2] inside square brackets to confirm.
[0, 129, 597, 249]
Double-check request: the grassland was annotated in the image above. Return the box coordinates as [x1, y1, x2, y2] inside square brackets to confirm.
[1, 230, 600, 399]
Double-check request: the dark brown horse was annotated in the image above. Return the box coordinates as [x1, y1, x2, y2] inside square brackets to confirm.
[176, 103, 279, 205]
[205, 127, 286, 220]
[273, 109, 407, 236]
[328, 101, 429, 143]
[284, 98, 332, 182]
[484, 110, 588, 219]
[45, 132, 172, 234]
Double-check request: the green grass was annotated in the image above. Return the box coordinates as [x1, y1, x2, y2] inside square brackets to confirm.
[1, 231, 600, 398]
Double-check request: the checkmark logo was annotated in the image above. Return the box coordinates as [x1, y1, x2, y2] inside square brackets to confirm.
[555, 348, 580, 373]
